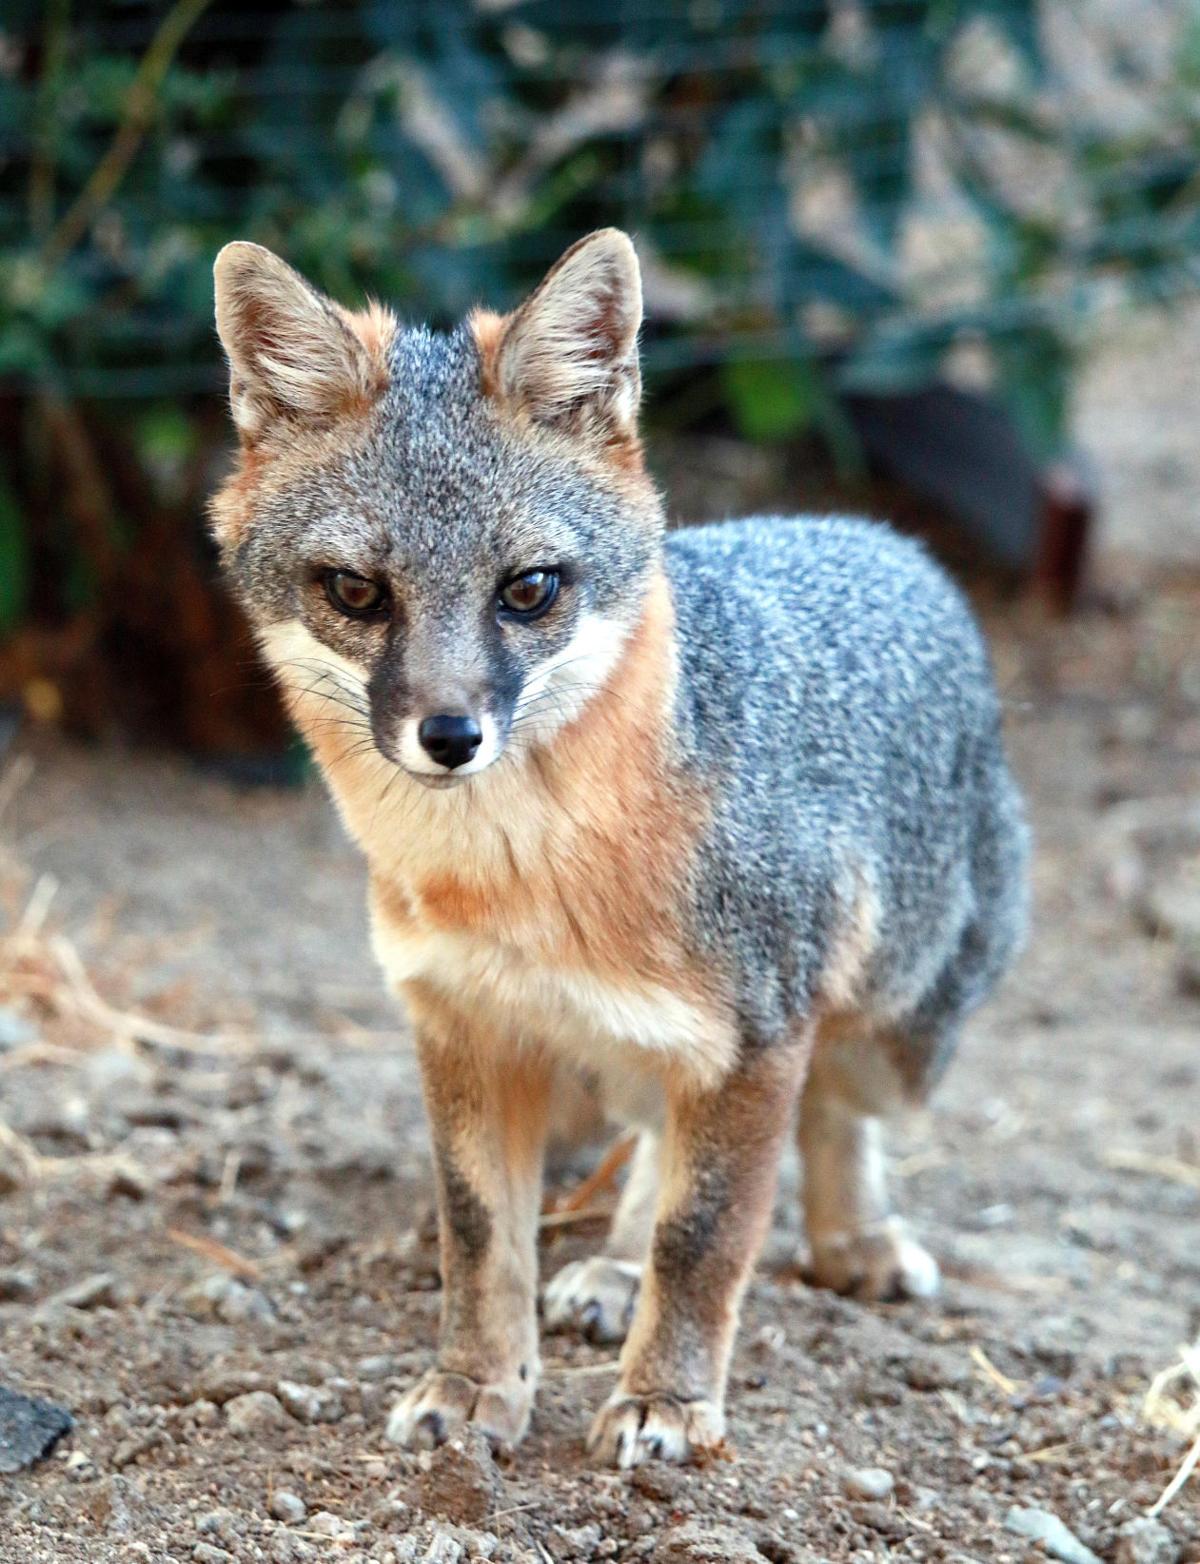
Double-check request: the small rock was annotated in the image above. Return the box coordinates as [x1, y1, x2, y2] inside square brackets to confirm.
[0, 1153, 28, 1196]
[356, 1354, 397, 1381]
[270, 1536, 315, 1564]
[225, 1391, 287, 1435]
[372, 1496, 410, 1528]
[1005, 1506, 1102, 1564]
[197, 1509, 238, 1543]
[112, 1427, 164, 1469]
[654, 1522, 765, 1564]
[843, 1466, 894, 1502]
[1139, 872, 1200, 944]
[851, 1501, 906, 1538]
[753, 1324, 786, 1354]
[196, 1369, 268, 1405]
[423, 1535, 466, 1564]
[181, 1399, 220, 1427]
[269, 1490, 307, 1525]
[65, 1449, 97, 1481]
[307, 1511, 352, 1541]
[631, 1464, 688, 1503]
[193, 1546, 234, 1564]
[0, 1385, 73, 1473]
[0, 1267, 37, 1302]
[0, 1006, 35, 1049]
[551, 1524, 602, 1560]
[277, 1379, 344, 1424]
[417, 1430, 499, 1525]
[183, 1274, 274, 1324]
[51, 1273, 120, 1310]
[903, 1350, 969, 1391]
[1115, 1517, 1179, 1564]
[1176, 943, 1200, 1000]
[105, 1160, 152, 1201]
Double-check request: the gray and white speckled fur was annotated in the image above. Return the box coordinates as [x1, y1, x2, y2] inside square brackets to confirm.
[668, 513, 1028, 1068]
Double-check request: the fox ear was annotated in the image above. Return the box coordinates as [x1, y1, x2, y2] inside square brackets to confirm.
[483, 229, 642, 444]
[214, 242, 390, 442]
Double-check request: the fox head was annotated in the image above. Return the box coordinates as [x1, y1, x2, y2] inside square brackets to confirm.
[211, 230, 663, 788]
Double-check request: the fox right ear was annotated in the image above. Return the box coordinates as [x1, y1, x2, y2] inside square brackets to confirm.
[214, 243, 390, 442]
[479, 229, 643, 448]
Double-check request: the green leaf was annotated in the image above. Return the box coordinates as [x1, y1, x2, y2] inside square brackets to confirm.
[721, 357, 820, 442]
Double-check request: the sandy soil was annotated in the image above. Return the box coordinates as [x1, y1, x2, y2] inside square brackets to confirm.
[0, 578, 1199, 1564]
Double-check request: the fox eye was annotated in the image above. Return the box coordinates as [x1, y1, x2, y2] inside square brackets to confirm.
[324, 569, 388, 619]
[499, 569, 558, 620]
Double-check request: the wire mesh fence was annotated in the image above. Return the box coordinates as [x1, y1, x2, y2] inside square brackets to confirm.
[2, 0, 1198, 429]
[0, 0, 1197, 745]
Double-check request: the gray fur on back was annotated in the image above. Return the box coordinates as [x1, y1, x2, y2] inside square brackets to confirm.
[665, 516, 1028, 1070]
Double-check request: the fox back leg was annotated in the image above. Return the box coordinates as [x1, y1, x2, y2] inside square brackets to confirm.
[544, 1130, 659, 1342]
[803, 762, 1028, 1302]
[799, 1030, 941, 1301]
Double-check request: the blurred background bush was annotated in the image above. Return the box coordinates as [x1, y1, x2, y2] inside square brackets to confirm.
[1, 0, 1197, 757]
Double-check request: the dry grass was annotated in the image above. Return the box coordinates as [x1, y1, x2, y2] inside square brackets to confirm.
[1143, 1343, 1200, 1517]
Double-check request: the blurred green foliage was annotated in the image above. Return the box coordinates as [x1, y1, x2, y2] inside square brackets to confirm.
[0, 0, 1197, 739]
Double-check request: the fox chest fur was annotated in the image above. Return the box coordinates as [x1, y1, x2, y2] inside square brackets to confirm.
[301, 579, 739, 1092]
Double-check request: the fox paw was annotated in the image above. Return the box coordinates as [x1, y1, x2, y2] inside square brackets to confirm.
[385, 1368, 533, 1452]
[807, 1220, 940, 1302]
[587, 1391, 724, 1468]
[544, 1257, 641, 1343]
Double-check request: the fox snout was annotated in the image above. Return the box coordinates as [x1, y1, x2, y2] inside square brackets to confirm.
[392, 705, 504, 784]
[417, 714, 483, 769]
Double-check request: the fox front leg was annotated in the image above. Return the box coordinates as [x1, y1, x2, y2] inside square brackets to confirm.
[588, 1042, 809, 1467]
[386, 984, 552, 1451]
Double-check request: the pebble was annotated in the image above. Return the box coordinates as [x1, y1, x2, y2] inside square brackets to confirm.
[225, 1390, 288, 1435]
[111, 1427, 165, 1469]
[0, 1006, 35, 1049]
[843, 1466, 895, 1502]
[193, 1546, 234, 1564]
[1176, 943, 1200, 999]
[270, 1536, 316, 1564]
[268, 1489, 307, 1525]
[356, 1353, 398, 1381]
[277, 1379, 345, 1424]
[417, 1430, 499, 1525]
[51, 1273, 120, 1310]
[1005, 1506, 1102, 1564]
[65, 1449, 97, 1482]
[1115, 1518, 1179, 1564]
[183, 1274, 274, 1324]
[197, 1508, 238, 1544]
[0, 1385, 73, 1474]
[0, 1149, 28, 1196]
[196, 1369, 268, 1405]
[307, 1510, 353, 1541]
[1140, 873, 1200, 944]
[105, 1160, 153, 1201]
[903, 1350, 970, 1391]
[0, 1266, 37, 1302]
[181, 1399, 220, 1427]
[552, 1523, 602, 1560]
[653, 1521, 765, 1564]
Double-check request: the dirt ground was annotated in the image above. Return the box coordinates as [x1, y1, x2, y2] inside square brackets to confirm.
[1, 540, 1199, 1564]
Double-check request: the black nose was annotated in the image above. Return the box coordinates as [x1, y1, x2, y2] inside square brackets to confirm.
[417, 714, 483, 770]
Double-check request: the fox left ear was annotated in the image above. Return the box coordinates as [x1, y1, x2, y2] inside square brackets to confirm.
[479, 229, 642, 445]
[214, 242, 392, 443]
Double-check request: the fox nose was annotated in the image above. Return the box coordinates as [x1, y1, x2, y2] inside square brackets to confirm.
[417, 714, 483, 770]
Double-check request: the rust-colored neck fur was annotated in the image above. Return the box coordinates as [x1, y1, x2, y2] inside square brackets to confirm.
[370, 572, 711, 996]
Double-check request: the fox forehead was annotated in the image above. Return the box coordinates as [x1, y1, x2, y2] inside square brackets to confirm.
[225, 323, 654, 611]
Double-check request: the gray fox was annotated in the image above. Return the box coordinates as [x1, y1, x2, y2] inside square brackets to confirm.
[211, 229, 1028, 1468]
